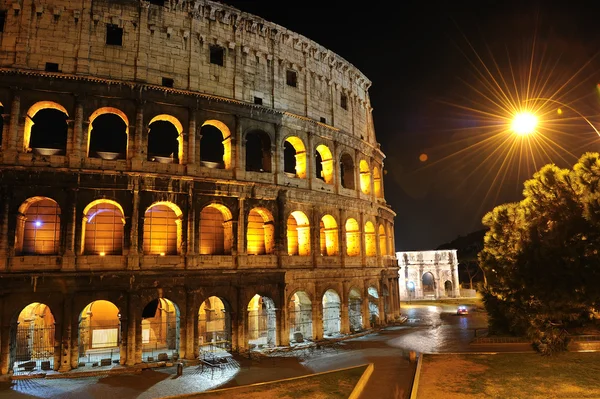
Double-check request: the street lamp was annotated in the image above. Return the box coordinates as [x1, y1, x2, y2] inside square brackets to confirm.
[511, 111, 538, 136]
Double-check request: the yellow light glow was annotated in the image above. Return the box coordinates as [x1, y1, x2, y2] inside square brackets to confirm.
[511, 112, 538, 135]
[99, 252, 106, 256]
[160, 252, 165, 256]
[557, 108, 563, 115]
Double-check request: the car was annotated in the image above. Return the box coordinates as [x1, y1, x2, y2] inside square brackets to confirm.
[457, 305, 469, 315]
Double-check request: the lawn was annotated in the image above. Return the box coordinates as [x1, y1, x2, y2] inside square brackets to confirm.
[189, 364, 368, 399]
[417, 352, 600, 398]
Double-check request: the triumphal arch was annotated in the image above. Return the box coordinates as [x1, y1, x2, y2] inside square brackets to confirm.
[397, 250, 460, 300]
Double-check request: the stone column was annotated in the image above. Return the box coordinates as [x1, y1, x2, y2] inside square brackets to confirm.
[132, 103, 144, 163]
[0, 112, 10, 150]
[4, 93, 20, 162]
[186, 185, 195, 256]
[332, 140, 339, 194]
[340, 301, 350, 335]
[233, 116, 243, 179]
[187, 109, 197, 168]
[306, 132, 314, 190]
[359, 212, 366, 267]
[126, 293, 139, 366]
[130, 184, 140, 255]
[0, 322, 11, 376]
[58, 295, 74, 371]
[312, 300, 323, 341]
[0, 195, 9, 264]
[338, 208, 346, 267]
[237, 197, 246, 255]
[362, 293, 371, 329]
[277, 306, 289, 346]
[185, 291, 197, 360]
[69, 100, 84, 168]
[236, 288, 246, 351]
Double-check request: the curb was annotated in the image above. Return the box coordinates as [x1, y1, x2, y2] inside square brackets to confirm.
[348, 363, 374, 399]
[409, 353, 423, 399]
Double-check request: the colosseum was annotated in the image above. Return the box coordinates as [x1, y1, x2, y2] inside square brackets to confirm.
[0, 0, 399, 376]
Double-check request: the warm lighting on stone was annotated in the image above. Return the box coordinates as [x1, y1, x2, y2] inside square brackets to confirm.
[285, 136, 307, 179]
[316, 144, 334, 184]
[287, 211, 310, 255]
[202, 120, 233, 169]
[320, 214, 339, 256]
[247, 207, 275, 255]
[99, 252, 105, 256]
[23, 101, 69, 152]
[345, 218, 361, 256]
[359, 159, 371, 195]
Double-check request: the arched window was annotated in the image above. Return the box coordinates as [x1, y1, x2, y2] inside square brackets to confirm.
[378, 224, 387, 256]
[143, 202, 181, 255]
[315, 144, 333, 184]
[365, 221, 376, 256]
[88, 108, 128, 160]
[147, 115, 183, 164]
[360, 159, 371, 195]
[247, 207, 275, 255]
[287, 211, 310, 256]
[200, 120, 232, 169]
[83, 200, 124, 255]
[283, 137, 307, 178]
[373, 166, 382, 198]
[23, 101, 69, 155]
[340, 153, 355, 189]
[245, 130, 272, 172]
[319, 214, 339, 256]
[345, 218, 360, 257]
[16, 197, 61, 255]
[200, 204, 233, 255]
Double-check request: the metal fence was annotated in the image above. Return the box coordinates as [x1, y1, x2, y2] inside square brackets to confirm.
[12, 325, 55, 374]
[247, 309, 276, 349]
[289, 308, 312, 342]
[322, 303, 341, 336]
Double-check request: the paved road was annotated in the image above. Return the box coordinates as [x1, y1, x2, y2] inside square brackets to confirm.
[0, 301, 496, 399]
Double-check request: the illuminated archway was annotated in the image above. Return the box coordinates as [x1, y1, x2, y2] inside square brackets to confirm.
[422, 272, 436, 298]
[315, 144, 333, 184]
[287, 211, 310, 256]
[201, 120, 232, 169]
[378, 224, 387, 256]
[245, 130, 272, 172]
[445, 280, 453, 297]
[340, 153, 355, 189]
[322, 289, 341, 337]
[289, 291, 312, 343]
[148, 115, 183, 164]
[367, 286, 380, 326]
[82, 199, 125, 255]
[200, 204, 233, 255]
[364, 221, 376, 257]
[345, 218, 360, 257]
[283, 136, 307, 178]
[87, 107, 129, 159]
[142, 298, 180, 361]
[23, 101, 69, 154]
[15, 197, 61, 255]
[348, 288, 363, 332]
[78, 300, 120, 367]
[320, 214, 339, 256]
[373, 166, 382, 198]
[143, 202, 182, 255]
[198, 296, 232, 354]
[11, 303, 55, 374]
[359, 159, 371, 195]
[247, 207, 275, 255]
[247, 294, 277, 349]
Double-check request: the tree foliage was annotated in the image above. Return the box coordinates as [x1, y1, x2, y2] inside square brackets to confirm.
[479, 152, 600, 354]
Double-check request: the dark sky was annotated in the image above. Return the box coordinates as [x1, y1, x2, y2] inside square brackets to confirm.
[219, 0, 600, 250]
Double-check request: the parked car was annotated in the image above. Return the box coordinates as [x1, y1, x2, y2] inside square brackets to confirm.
[457, 305, 469, 315]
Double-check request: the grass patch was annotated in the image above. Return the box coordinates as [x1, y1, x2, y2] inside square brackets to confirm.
[417, 352, 600, 398]
[192, 364, 368, 399]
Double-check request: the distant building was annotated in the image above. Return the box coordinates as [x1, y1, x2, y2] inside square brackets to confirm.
[397, 250, 460, 299]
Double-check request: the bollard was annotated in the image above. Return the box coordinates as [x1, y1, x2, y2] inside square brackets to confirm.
[409, 350, 417, 363]
[177, 362, 183, 376]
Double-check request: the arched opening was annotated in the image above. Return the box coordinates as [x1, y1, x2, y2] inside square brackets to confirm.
[142, 298, 180, 361]
[147, 115, 183, 164]
[143, 202, 182, 255]
[322, 289, 341, 337]
[348, 288, 363, 333]
[247, 294, 277, 350]
[87, 108, 128, 160]
[378, 224, 387, 256]
[15, 197, 61, 255]
[406, 281, 416, 300]
[247, 207, 275, 255]
[340, 153, 355, 189]
[345, 218, 360, 257]
[359, 159, 371, 195]
[444, 280, 453, 298]
[320, 214, 339, 256]
[367, 287, 380, 327]
[315, 144, 333, 184]
[364, 221, 376, 257]
[200, 120, 231, 169]
[283, 136, 307, 178]
[82, 200, 125, 255]
[373, 166, 382, 198]
[245, 130, 271, 172]
[422, 272, 436, 299]
[200, 204, 233, 255]
[23, 102, 69, 155]
[78, 300, 120, 367]
[288, 291, 312, 343]
[287, 211, 310, 256]
[198, 296, 232, 359]
[11, 303, 55, 374]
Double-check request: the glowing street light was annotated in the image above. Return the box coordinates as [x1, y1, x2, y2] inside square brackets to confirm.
[511, 112, 538, 136]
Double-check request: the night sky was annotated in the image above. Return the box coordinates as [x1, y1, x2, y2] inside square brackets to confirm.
[219, 0, 600, 250]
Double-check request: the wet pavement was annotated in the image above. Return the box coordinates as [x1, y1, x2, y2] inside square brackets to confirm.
[0, 301, 495, 399]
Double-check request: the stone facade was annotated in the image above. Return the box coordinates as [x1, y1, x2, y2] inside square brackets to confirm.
[0, 0, 399, 376]
[398, 250, 460, 300]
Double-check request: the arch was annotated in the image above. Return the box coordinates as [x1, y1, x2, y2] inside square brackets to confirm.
[340, 153, 355, 189]
[15, 197, 61, 255]
[422, 272, 436, 298]
[287, 210, 310, 256]
[82, 199, 125, 255]
[373, 166, 382, 198]
[87, 107, 129, 159]
[283, 136, 307, 179]
[322, 289, 341, 337]
[378, 224, 387, 256]
[245, 130, 272, 172]
[367, 286, 380, 326]
[148, 114, 183, 164]
[315, 144, 334, 184]
[200, 203, 233, 255]
[247, 207, 275, 255]
[23, 101, 69, 154]
[11, 303, 56, 374]
[201, 120, 232, 169]
[141, 298, 180, 361]
[348, 288, 363, 332]
[247, 294, 277, 349]
[320, 214, 339, 256]
[288, 291, 312, 343]
[143, 202, 182, 255]
[198, 296, 232, 355]
[345, 218, 360, 257]
[359, 159, 371, 195]
[78, 300, 121, 367]
[364, 221, 376, 257]
[444, 280, 453, 298]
